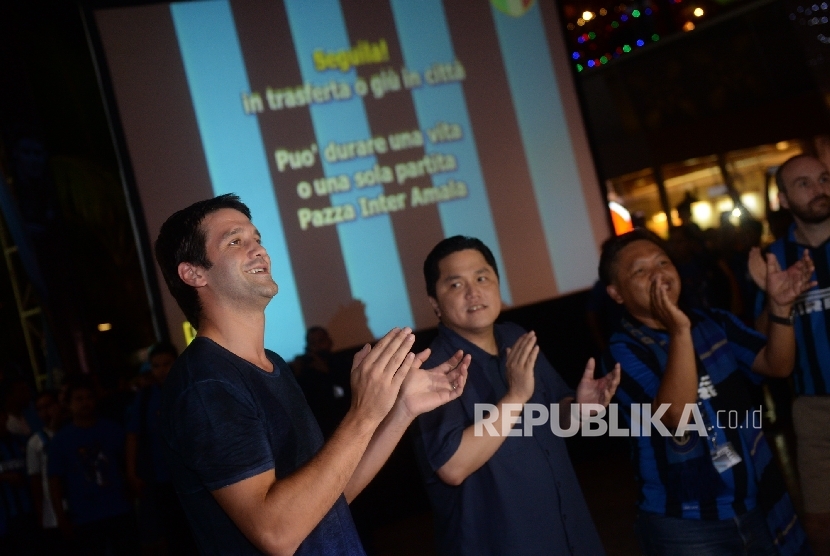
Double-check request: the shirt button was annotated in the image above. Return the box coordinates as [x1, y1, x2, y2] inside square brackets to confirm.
[562, 513, 568, 521]
[556, 481, 562, 489]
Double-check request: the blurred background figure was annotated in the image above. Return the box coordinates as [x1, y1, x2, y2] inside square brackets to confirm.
[0, 385, 35, 556]
[26, 389, 64, 554]
[48, 378, 137, 556]
[126, 342, 196, 556]
[290, 326, 352, 439]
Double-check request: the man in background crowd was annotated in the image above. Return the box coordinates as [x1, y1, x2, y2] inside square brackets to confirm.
[48, 378, 137, 555]
[26, 390, 63, 554]
[753, 153, 830, 555]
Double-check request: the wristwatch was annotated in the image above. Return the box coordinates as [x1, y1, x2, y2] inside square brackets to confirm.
[768, 312, 794, 326]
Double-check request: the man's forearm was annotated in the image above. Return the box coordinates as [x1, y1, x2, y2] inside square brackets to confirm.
[655, 329, 698, 428]
[755, 303, 796, 377]
[436, 393, 525, 486]
[344, 406, 412, 503]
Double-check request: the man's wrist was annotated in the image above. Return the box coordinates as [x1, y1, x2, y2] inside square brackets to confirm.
[769, 303, 794, 325]
[768, 311, 794, 326]
[389, 400, 417, 426]
[503, 390, 531, 405]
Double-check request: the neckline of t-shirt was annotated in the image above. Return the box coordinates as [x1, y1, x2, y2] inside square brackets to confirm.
[194, 336, 281, 377]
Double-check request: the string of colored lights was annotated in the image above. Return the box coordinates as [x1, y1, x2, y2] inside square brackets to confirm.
[788, 1, 830, 43]
[565, 0, 709, 71]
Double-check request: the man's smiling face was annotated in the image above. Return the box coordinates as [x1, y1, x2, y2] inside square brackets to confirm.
[200, 208, 278, 305]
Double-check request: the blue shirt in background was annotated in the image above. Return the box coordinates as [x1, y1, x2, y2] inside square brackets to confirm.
[48, 419, 131, 525]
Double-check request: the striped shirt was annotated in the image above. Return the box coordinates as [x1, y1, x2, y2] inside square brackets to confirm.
[756, 224, 830, 395]
[603, 308, 767, 520]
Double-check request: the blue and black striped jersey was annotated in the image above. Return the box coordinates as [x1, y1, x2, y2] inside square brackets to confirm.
[756, 224, 830, 396]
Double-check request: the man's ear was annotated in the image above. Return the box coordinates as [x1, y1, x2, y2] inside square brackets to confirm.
[178, 262, 207, 288]
[606, 284, 625, 305]
[777, 189, 789, 211]
[428, 296, 441, 319]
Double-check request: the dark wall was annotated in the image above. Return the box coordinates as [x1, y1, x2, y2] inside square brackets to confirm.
[0, 0, 155, 380]
[577, 0, 830, 179]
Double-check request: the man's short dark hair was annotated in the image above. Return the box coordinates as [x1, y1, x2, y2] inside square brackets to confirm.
[775, 153, 815, 194]
[598, 228, 668, 286]
[154, 194, 251, 328]
[423, 236, 499, 298]
[148, 341, 178, 362]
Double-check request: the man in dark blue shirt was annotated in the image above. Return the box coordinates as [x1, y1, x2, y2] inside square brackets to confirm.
[415, 235, 620, 555]
[154, 194, 470, 555]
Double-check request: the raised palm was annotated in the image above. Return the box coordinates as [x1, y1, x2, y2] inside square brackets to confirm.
[398, 350, 470, 418]
[765, 250, 816, 307]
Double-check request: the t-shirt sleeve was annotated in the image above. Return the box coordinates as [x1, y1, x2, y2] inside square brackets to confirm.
[417, 397, 466, 472]
[168, 379, 275, 491]
[710, 308, 767, 384]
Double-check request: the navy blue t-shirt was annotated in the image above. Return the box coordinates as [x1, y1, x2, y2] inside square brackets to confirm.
[160, 337, 364, 556]
[48, 419, 131, 525]
[415, 323, 605, 556]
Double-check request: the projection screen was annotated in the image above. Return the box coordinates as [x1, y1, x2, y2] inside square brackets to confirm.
[92, 0, 609, 358]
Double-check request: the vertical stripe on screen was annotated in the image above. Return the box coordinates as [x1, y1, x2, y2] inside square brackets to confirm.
[492, 3, 599, 293]
[283, 0, 415, 335]
[170, 0, 306, 357]
[389, 0, 512, 305]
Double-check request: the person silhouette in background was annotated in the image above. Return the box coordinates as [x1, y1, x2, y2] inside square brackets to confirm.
[291, 327, 352, 438]
[48, 378, 137, 556]
[126, 342, 196, 555]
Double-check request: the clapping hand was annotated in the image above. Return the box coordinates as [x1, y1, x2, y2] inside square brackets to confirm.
[575, 358, 620, 407]
[396, 349, 470, 419]
[764, 250, 816, 311]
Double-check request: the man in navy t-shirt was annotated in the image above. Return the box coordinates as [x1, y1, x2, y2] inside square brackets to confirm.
[153, 194, 469, 555]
